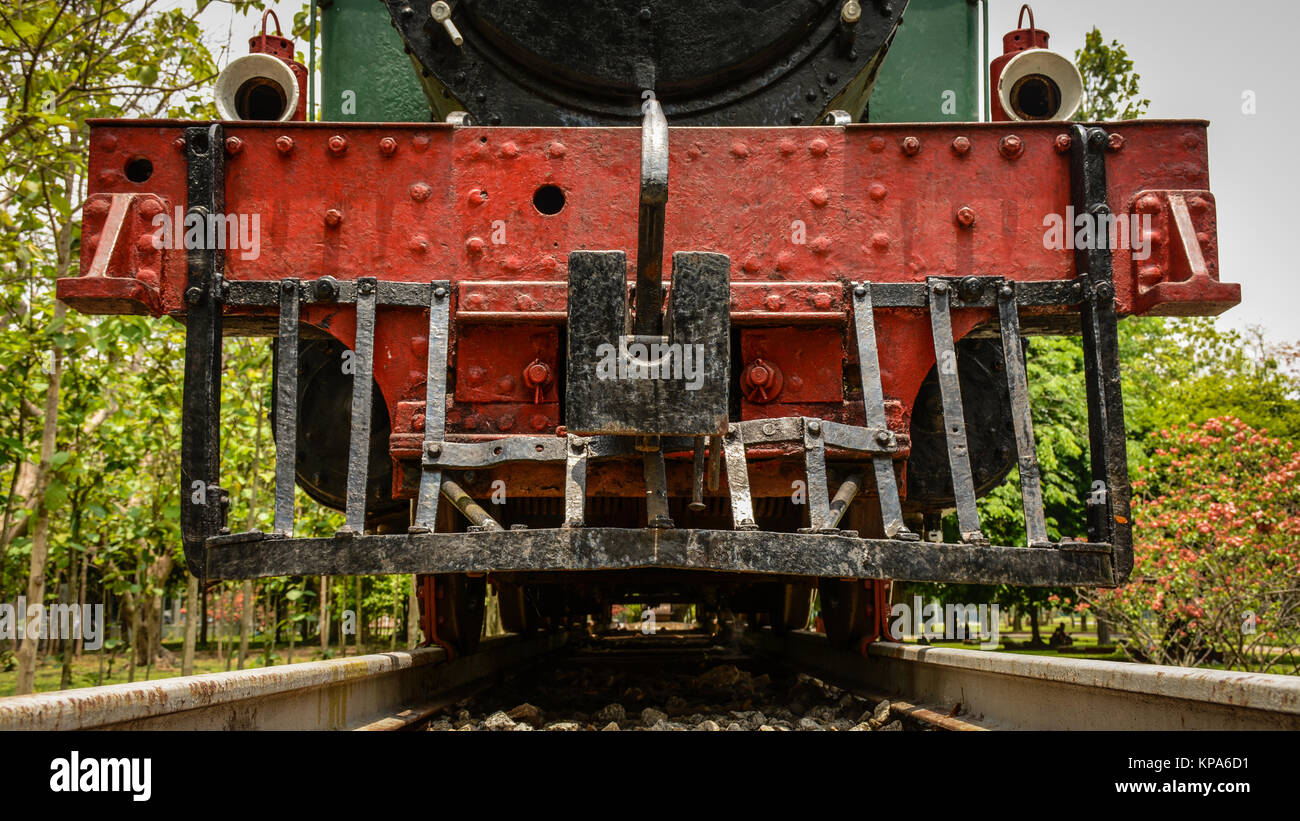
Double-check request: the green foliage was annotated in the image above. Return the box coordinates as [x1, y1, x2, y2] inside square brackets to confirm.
[1074, 28, 1150, 121]
[1083, 419, 1300, 671]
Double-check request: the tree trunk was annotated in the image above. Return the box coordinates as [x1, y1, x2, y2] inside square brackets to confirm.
[59, 557, 76, 689]
[287, 593, 296, 666]
[146, 588, 163, 674]
[1097, 617, 1110, 645]
[319, 575, 329, 652]
[200, 578, 208, 645]
[75, 542, 89, 657]
[216, 583, 225, 668]
[238, 579, 253, 669]
[13, 309, 65, 695]
[182, 572, 198, 676]
[1028, 607, 1043, 646]
[407, 576, 420, 649]
[127, 568, 141, 683]
[1013, 605, 1023, 633]
[355, 576, 363, 654]
[338, 579, 346, 658]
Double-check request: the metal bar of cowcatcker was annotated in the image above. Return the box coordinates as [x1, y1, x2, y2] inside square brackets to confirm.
[723, 429, 758, 530]
[1070, 124, 1133, 583]
[643, 449, 673, 528]
[997, 281, 1049, 547]
[803, 419, 833, 531]
[273, 278, 300, 536]
[564, 436, 587, 528]
[851, 283, 913, 539]
[181, 123, 227, 577]
[411, 282, 451, 533]
[928, 278, 985, 544]
[342, 277, 378, 534]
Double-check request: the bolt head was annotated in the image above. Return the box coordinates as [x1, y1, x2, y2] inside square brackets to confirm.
[324, 208, 343, 227]
[854, 284, 867, 298]
[185, 286, 202, 305]
[379, 136, 398, 155]
[425, 442, 442, 456]
[1107, 132, 1126, 152]
[315, 277, 339, 300]
[951, 136, 971, 155]
[807, 420, 822, 434]
[1000, 284, 1014, 298]
[434, 286, 448, 299]
[275, 135, 294, 154]
[901, 136, 921, 156]
[955, 206, 976, 227]
[998, 135, 1024, 159]
[223, 136, 243, 155]
[876, 429, 891, 444]
[524, 361, 551, 385]
[1054, 134, 1072, 154]
[933, 281, 949, 294]
[328, 135, 348, 155]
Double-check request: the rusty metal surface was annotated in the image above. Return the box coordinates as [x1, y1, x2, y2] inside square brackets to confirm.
[59, 120, 1236, 465]
[747, 631, 1300, 731]
[0, 634, 564, 731]
[202, 526, 1115, 587]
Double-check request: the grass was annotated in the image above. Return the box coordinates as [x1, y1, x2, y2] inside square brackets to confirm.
[0, 639, 403, 698]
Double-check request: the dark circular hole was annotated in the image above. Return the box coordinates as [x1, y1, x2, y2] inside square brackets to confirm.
[1010, 74, 1061, 120]
[235, 77, 288, 121]
[533, 184, 565, 215]
[189, 132, 209, 154]
[124, 157, 153, 184]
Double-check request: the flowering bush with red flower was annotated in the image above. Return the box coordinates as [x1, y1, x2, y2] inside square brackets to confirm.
[1083, 417, 1300, 672]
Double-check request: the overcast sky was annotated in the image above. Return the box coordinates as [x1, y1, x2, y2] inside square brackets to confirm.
[993, 1, 1298, 344]
[206, 0, 1298, 344]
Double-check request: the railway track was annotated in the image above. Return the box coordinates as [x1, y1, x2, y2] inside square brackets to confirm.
[2, 629, 1297, 731]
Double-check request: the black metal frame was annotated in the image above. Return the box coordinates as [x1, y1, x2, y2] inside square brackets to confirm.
[181, 123, 1133, 589]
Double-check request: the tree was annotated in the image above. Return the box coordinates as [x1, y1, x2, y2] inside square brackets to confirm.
[0, 0, 300, 691]
[1082, 418, 1300, 671]
[1074, 28, 1150, 121]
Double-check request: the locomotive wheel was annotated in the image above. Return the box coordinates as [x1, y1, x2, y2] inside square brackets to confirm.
[817, 579, 877, 650]
[906, 337, 1018, 512]
[769, 583, 814, 634]
[496, 581, 538, 634]
[430, 574, 486, 656]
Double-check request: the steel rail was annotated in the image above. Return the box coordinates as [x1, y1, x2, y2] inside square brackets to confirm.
[746, 631, 1300, 731]
[0, 633, 566, 731]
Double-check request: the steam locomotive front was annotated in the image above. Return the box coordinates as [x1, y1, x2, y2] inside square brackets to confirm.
[58, 1, 1240, 654]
